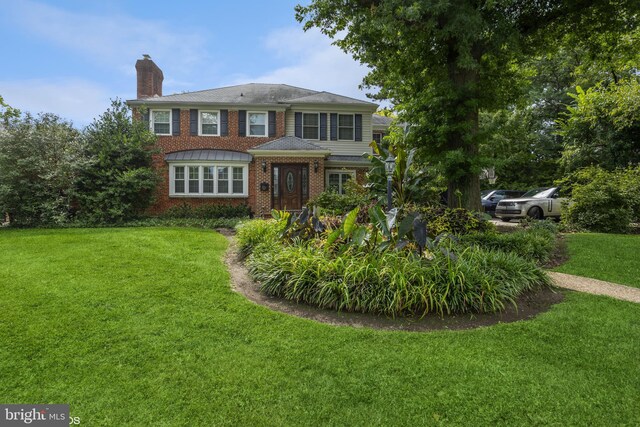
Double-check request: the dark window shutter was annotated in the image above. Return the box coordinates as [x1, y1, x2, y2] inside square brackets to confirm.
[142, 110, 150, 128]
[330, 113, 338, 141]
[190, 109, 198, 135]
[268, 111, 276, 137]
[172, 109, 180, 136]
[319, 113, 327, 141]
[355, 114, 362, 141]
[294, 112, 302, 138]
[238, 110, 246, 137]
[220, 110, 228, 136]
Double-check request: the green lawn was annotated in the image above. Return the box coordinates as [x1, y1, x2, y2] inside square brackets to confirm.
[554, 233, 640, 288]
[1, 228, 638, 426]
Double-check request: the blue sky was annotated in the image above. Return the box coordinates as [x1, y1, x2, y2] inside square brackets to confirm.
[0, 0, 372, 127]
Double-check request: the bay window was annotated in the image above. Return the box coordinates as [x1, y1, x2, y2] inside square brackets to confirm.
[170, 164, 248, 197]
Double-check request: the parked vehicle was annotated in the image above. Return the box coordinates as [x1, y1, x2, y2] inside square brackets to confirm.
[495, 187, 567, 221]
[481, 190, 526, 215]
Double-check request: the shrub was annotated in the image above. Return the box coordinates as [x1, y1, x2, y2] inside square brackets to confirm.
[412, 205, 494, 237]
[563, 176, 631, 233]
[163, 203, 251, 219]
[460, 226, 557, 265]
[74, 100, 158, 224]
[246, 240, 550, 316]
[0, 113, 84, 226]
[308, 180, 372, 216]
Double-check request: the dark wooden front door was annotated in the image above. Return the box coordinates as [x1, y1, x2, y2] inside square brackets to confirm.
[272, 164, 308, 211]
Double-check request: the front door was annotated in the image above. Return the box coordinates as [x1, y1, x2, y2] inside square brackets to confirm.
[272, 164, 308, 211]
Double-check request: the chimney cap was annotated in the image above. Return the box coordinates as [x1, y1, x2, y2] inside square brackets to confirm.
[142, 54, 151, 60]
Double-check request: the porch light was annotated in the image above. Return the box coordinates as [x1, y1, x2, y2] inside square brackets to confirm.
[314, 160, 319, 173]
[385, 154, 395, 211]
[261, 160, 267, 172]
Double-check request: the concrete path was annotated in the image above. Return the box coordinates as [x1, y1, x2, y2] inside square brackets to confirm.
[548, 272, 640, 304]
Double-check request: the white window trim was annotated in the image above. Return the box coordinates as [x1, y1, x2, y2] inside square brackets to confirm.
[169, 163, 249, 198]
[337, 113, 355, 142]
[302, 112, 320, 140]
[325, 169, 356, 194]
[150, 109, 172, 136]
[247, 111, 268, 137]
[198, 110, 221, 136]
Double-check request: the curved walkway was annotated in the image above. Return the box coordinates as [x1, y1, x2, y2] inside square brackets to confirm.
[548, 272, 640, 304]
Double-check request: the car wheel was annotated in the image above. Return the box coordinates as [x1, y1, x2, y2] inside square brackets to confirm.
[527, 207, 543, 220]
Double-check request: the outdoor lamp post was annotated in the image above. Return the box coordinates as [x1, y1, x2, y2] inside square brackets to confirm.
[384, 153, 396, 211]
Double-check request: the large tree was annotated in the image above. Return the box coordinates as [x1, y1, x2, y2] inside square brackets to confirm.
[296, 0, 639, 209]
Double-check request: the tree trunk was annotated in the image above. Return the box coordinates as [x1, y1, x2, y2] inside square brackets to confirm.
[445, 44, 482, 212]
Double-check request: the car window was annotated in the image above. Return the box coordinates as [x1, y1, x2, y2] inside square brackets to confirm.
[522, 187, 548, 197]
[531, 187, 556, 198]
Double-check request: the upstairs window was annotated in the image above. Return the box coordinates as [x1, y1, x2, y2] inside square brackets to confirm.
[338, 114, 354, 140]
[302, 113, 319, 140]
[248, 112, 267, 136]
[200, 111, 219, 135]
[151, 110, 171, 135]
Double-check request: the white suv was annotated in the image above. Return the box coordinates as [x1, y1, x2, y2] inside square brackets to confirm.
[495, 187, 567, 221]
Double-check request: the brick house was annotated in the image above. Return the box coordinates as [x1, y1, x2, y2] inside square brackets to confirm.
[127, 56, 390, 217]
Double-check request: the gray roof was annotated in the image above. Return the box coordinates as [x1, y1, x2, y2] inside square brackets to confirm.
[165, 149, 252, 162]
[372, 114, 394, 126]
[250, 136, 328, 151]
[129, 83, 376, 107]
[327, 155, 372, 164]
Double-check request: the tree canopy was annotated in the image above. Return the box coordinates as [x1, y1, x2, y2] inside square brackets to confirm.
[296, 0, 640, 209]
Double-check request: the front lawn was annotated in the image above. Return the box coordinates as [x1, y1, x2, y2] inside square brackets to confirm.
[554, 233, 640, 288]
[0, 228, 638, 426]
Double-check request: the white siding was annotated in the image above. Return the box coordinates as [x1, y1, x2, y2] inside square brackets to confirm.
[285, 108, 374, 156]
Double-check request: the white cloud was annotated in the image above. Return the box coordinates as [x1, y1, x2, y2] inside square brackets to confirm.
[233, 27, 376, 102]
[0, 79, 114, 128]
[5, 0, 210, 80]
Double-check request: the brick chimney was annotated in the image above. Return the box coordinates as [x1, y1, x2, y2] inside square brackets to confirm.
[135, 54, 163, 99]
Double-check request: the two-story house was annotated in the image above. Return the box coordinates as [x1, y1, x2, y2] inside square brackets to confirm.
[127, 55, 390, 216]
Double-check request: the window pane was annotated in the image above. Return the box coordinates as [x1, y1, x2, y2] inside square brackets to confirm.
[154, 123, 170, 134]
[249, 113, 266, 125]
[303, 113, 318, 126]
[203, 181, 214, 193]
[338, 115, 353, 127]
[341, 173, 351, 185]
[189, 166, 199, 180]
[174, 166, 185, 194]
[328, 174, 340, 191]
[273, 167, 279, 197]
[232, 180, 243, 194]
[373, 133, 382, 143]
[218, 167, 229, 193]
[154, 111, 170, 122]
[202, 124, 218, 135]
[201, 112, 217, 124]
[302, 167, 308, 198]
[303, 126, 319, 139]
[338, 128, 353, 140]
[249, 124, 266, 136]
[233, 167, 243, 180]
[203, 166, 214, 180]
[188, 166, 199, 193]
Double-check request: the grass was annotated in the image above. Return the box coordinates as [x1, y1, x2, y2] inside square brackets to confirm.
[554, 233, 640, 288]
[0, 228, 639, 426]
